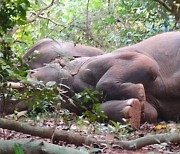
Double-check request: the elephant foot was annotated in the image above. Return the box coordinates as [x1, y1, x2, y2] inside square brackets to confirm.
[101, 98, 143, 129]
[123, 99, 142, 129]
[136, 83, 146, 102]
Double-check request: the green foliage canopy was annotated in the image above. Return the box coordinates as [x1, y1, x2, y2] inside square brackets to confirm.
[0, 0, 30, 34]
[13, 0, 178, 53]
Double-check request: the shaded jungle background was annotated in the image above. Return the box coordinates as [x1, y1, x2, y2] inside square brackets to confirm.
[4, 0, 180, 54]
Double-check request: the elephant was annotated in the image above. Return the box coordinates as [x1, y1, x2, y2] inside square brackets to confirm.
[27, 32, 180, 128]
[23, 38, 104, 69]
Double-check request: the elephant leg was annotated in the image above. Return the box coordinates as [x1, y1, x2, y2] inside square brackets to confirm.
[101, 99, 142, 129]
[118, 83, 146, 102]
[101, 99, 158, 128]
[96, 66, 147, 102]
[142, 102, 158, 123]
[97, 80, 147, 110]
[119, 82, 158, 123]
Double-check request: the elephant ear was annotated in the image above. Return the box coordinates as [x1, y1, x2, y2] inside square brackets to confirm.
[65, 57, 90, 75]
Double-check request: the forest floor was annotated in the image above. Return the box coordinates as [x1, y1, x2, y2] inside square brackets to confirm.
[0, 113, 180, 154]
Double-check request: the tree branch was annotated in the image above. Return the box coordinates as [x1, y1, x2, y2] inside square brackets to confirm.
[6, 0, 55, 36]
[155, 0, 172, 12]
[27, 0, 55, 23]
[83, 0, 106, 47]
[115, 133, 180, 150]
[86, 0, 90, 30]
[30, 12, 65, 28]
[80, 26, 104, 47]
[0, 118, 97, 146]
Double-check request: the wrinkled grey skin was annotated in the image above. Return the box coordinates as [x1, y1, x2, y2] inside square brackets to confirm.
[23, 38, 104, 69]
[28, 63, 73, 87]
[28, 32, 180, 123]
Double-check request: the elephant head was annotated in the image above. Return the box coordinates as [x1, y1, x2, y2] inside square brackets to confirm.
[27, 63, 73, 88]
[23, 38, 104, 69]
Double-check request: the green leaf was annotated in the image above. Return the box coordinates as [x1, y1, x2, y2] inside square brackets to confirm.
[105, 15, 116, 24]
[24, 0, 30, 7]
[46, 81, 56, 87]
[90, 0, 103, 8]
[133, 1, 140, 7]
[14, 143, 24, 154]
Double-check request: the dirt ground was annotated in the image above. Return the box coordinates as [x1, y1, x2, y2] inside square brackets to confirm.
[0, 115, 180, 154]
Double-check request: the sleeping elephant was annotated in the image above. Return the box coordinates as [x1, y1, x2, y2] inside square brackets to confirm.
[27, 32, 180, 128]
[23, 38, 104, 69]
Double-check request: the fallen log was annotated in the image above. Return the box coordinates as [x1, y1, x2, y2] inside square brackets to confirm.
[114, 133, 180, 150]
[0, 139, 88, 154]
[6, 82, 25, 89]
[0, 118, 97, 146]
[0, 118, 180, 150]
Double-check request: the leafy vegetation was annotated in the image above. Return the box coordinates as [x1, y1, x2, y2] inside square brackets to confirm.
[0, 0, 30, 34]
[74, 88, 106, 122]
[10, 0, 178, 54]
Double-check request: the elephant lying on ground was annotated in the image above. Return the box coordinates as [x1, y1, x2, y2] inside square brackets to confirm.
[23, 38, 104, 69]
[28, 32, 180, 128]
[27, 32, 180, 127]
